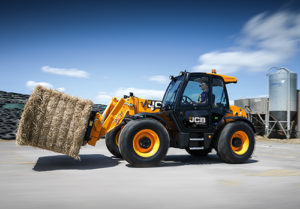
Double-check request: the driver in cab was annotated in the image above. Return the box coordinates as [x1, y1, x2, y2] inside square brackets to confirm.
[198, 82, 208, 104]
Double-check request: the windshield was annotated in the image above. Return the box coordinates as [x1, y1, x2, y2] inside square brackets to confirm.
[162, 76, 183, 108]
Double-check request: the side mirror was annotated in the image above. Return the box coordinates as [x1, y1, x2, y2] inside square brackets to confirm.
[169, 76, 175, 81]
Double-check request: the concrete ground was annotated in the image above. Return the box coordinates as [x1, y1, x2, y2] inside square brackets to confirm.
[0, 138, 300, 209]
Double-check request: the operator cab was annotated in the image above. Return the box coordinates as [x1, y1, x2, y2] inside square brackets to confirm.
[161, 71, 230, 133]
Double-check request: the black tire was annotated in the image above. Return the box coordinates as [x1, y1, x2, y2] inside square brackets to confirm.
[185, 148, 211, 157]
[217, 121, 255, 163]
[119, 119, 169, 167]
[105, 124, 123, 158]
[1, 132, 15, 139]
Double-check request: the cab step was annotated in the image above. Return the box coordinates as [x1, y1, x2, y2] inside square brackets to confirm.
[189, 147, 204, 150]
[190, 138, 204, 141]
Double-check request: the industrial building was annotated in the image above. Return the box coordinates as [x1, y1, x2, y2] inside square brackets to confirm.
[235, 68, 299, 139]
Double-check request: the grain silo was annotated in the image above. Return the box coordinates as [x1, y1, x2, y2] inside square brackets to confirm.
[267, 68, 297, 138]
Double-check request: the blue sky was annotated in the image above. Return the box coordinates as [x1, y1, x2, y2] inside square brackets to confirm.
[0, 0, 299, 104]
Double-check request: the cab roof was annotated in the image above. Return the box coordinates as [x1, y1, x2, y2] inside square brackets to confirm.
[206, 72, 237, 84]
[178, 70, 237, 84]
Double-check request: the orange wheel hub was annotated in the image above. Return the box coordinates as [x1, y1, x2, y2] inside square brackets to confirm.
[115, 130, 121, 147]
[230, 131, 249, 155]
[133, 129, 160, 158]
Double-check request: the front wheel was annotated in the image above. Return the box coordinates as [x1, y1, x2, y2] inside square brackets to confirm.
[119, 119, 170, 167]
[217, 121, 255, 163]
[105, 124, 123, 158]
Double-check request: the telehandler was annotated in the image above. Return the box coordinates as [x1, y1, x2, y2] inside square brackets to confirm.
[17, 70, 254, 166]
[85, 70, 255, 166]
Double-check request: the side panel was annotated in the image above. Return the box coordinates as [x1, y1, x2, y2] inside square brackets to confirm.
[126, 97, 161, 115]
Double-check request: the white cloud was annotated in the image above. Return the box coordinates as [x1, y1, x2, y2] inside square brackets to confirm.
[193, 11, 300, 74]
[95, 91, 113, 104]
[26, 81, 53, 89]
[41, 66, 89, 78]
[149, 75, 169, 84]
[95, 88, 165, 104]
[26, 81, 65, 92]
[57, 87, 66, 92]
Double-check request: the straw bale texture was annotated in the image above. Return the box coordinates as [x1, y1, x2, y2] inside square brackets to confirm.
[16, 86, 93, 159]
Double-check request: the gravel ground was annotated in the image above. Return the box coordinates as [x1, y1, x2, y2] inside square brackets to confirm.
[255, 135, 300, 144]
[0, 138, 299, 209]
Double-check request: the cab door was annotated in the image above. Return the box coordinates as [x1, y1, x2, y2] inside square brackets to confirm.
[174, 75, 211, 132]
[211, 76, 230, 127]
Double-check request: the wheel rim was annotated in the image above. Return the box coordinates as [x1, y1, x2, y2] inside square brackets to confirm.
[230, 131, 249, 155]
[133, 129, 160, 158]
[115, 130, 121, 147]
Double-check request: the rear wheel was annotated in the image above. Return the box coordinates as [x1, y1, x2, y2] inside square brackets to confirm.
[119, 119, 169, 167]
[105, 124, 123, 158]
[217, 121, 255, 163]
[185, 148, 211, 157]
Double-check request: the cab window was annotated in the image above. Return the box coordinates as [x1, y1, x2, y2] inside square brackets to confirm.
[212, 77, 228, 109]
[162, 76, 183, 108]
[180, 77, 209, 105]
